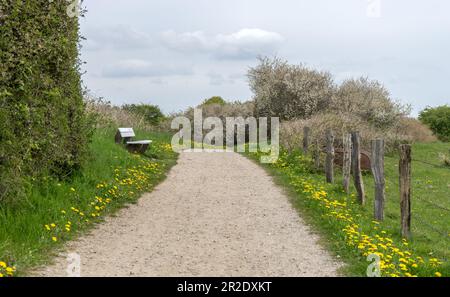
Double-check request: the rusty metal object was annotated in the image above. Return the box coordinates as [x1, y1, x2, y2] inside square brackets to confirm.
[334, 148, 371, 171]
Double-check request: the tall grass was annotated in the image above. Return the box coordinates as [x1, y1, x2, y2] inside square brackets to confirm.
[246, 142, 450, 277]
[0, 128, 177, 275]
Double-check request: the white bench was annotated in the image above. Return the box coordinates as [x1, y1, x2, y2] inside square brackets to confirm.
[115, 128, 152, 153]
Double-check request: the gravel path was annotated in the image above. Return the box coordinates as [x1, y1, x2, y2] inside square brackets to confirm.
[36, 151, 342, 277]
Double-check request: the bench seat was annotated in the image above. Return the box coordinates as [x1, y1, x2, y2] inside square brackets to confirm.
[127, 140, 152, 145]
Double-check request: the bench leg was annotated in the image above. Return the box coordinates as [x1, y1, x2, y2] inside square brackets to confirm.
[126, 144, 139, 153]
[126, 144, 149, 154]
[139, 144, 149, 154]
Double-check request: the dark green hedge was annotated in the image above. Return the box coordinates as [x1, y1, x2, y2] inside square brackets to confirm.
[419, 105, 450, 142]
[0, 0, 91, 203]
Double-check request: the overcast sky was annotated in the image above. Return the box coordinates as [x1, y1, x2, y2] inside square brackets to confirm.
[79, 0, 450, 116]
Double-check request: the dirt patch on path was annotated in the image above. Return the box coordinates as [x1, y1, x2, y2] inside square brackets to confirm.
[36, 151, 342, 276]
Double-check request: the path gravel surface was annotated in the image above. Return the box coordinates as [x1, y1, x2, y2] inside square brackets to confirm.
[36, 151, 342, 276]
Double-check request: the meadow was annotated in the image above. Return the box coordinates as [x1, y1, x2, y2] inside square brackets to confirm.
[0, 128, 177, 276]
[247, 141, 450, 277]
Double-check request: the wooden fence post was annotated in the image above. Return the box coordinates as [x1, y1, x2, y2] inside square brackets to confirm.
[342, 134, 352, 194]
[399, 144, 412, 238]
[325, 129, 335, 183]
[303, 126, 311, 154]
[313, 139, 320, 170]
[371, 139, 385, 221]
[351, 132, 365, 205]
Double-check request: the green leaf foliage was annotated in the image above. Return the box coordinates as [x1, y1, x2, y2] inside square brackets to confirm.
[0, 0, 92, 204]
[201, 96, 227, 106]
[122, 103, 165, 126]
[419, 105, 450, 142]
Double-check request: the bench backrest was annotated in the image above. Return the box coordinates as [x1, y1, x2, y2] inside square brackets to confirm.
[118, 128, 135, 138]
[115, 128, 135, 144]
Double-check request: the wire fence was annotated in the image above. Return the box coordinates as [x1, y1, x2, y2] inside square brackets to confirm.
[415, 196, 450, 213]
[303, 127, 449, 239]
[412, 156, 450, 170]
[410, 157, 450, 239]
[414, 214, 450, 239]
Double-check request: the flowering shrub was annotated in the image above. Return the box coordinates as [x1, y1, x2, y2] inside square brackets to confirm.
[333, 77, 410, 130]
[248, 56, 333, 120]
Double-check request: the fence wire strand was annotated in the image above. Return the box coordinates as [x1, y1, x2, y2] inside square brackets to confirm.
[415, 196, 450, 213]
[412, 158, 449, 170]
[414, 215, 450, 239]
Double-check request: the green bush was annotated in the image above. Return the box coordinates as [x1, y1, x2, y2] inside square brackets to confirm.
[0, 1, 91, 204]
[419, 105, 450, 142]
[201, 96, 226, 106]
[122, 103, 165, 126]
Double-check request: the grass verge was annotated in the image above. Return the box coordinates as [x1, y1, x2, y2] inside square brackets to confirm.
[245, 142, 449, 277]
[0, 128, 178, 276]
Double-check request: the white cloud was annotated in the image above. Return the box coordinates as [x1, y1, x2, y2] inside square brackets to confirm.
[160, 30, 211, 52]
[208, 72, 235, 86]
[80, 0, 450, 115]
[149, 77, 169, 85]
[101, 59, 192, 78]
[159, 28, 284, 60]
[84, 25, 153, 51]
[215, 29, 284, 59]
